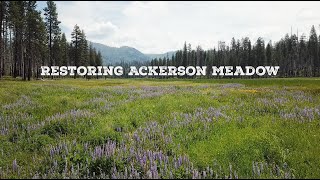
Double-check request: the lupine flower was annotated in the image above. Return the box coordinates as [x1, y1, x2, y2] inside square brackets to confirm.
[12, 159, 18, 172]
[220, 83, 245, 89]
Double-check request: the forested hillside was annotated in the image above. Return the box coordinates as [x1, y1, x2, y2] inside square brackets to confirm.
[90, 42, 150, 65]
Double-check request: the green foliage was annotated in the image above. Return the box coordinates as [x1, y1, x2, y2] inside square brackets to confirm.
[89, 158, 113, 176]
[0, 78, 319, 178]
[151, 25, 320, 78]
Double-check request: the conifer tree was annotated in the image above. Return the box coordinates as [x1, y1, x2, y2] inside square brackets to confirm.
[60, 33, 69, 66]
[308, 26, 318, 76]
[70, 24, 81, 67]
[8, 1, 26, 78]
[44, 1, 61, 67]
[266, 41, 272, 65]
[0, 1, 7, 78]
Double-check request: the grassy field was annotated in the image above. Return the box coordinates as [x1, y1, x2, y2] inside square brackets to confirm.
[0, 77, 320, 178]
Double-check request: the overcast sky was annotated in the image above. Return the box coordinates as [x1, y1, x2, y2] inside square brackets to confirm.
[37, 1, 320, 54]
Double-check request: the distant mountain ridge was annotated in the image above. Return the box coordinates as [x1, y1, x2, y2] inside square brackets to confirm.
[146, 51, 176, 60]
[90, 42, 176, 65]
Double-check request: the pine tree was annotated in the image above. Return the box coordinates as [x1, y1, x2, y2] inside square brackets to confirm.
[79, 30, 88, 66]
[25, 1, 36, 80]
[291, 34, 299, 76]
[308, 25, 318, 76]
[0, 1, 7, 78]
[182, 42, 187, 67]
[187, 43, 192, 66]
[254, 37, 265, 67]
[299, 34, 308, 76]
[88, 43, 95, 66]
[266, 41, 272, 65]
[241, 37, 251, 67]
[60, 33, 69, 66]
[70, 24, 81, 67]
[52, 35, 61, 66]
[171, 54, 175, 66]
[97, 50, 103, 66]
[44, 1, 61, 67]
[230, 37, 237, 66]
[8, 1, 26, 78]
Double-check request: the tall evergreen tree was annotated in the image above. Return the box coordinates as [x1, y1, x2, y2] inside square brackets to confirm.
[230, 37, 237, 66]
[70, 24, 81, 67]
[60, 33, 69, 66]
[187, 43, 192, 66]
[254, 37, 265, 67]
[308, 25, 318, 76]
[0, 1, 7, 78]
[44, 1, 61, 67]
[79, 30, 88, 66]
[241, 37, 252, 66]
[8, 1, 26, 78]
[299, 34, 308, 76]
[96, 51, 102, 66]
[266, 41, 272, 65]
[25, 1, 36, 80]
[182, 42, 187, 67]
[88, 43, 94, 66]
[291, 34, 299, 76]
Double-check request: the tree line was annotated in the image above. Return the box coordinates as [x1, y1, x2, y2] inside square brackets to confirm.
[150, 26, 320, 78]
[0, 1, 102, 80]
[1, 1, 319, 80]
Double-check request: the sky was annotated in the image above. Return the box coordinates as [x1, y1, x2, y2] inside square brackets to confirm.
[37, 1, 320, 54]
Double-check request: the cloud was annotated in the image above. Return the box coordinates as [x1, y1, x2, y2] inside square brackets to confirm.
[86, 21, 119, 40]
[296, 8, 320, 21]
[45, 1, 320, 54]
[122, 1, 169, 18]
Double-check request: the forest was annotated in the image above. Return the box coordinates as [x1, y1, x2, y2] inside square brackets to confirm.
[0, 1, 320, 80]
[149, 27, 320, 78]
[0, 1, 103, 80]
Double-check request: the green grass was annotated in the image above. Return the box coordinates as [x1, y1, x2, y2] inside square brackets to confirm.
[0, 77, 319, 178]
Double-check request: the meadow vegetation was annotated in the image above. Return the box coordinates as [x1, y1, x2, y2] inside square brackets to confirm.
[0, 77, 319, 178]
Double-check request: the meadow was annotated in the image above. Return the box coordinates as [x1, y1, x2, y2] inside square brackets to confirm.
[0, 77, 320, 179]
